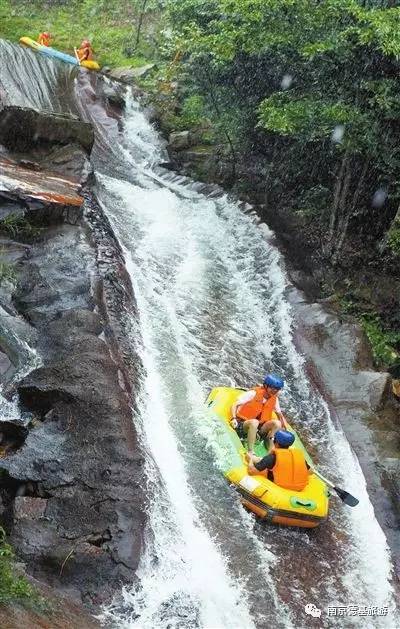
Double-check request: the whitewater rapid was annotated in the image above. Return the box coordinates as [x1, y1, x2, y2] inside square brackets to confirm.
[90, 94, 397, 628]
[0, 39, 397, 628]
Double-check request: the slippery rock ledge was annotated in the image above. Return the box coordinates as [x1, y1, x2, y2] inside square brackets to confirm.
[288, 283, 400, 578]
[0, 107, 146, 609]
[0, 210, 146, 606]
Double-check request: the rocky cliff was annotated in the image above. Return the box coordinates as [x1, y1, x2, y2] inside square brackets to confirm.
[0, 95, 146, 623]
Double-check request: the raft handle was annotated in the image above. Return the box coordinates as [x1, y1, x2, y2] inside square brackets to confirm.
[290, 497, 317, 511]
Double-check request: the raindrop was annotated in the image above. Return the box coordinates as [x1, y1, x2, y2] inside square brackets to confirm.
[331, 125, 345, 143]
[372, 188, 387, 208]
[280, 74, 293, 90]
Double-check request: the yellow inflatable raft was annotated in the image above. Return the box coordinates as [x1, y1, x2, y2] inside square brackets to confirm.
[20, 37, 100, 71]
[205, 387, 329, 528]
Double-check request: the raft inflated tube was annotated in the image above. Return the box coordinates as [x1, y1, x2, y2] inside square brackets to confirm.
[19, 37, 100, 71]
[205, 387, 329, 528]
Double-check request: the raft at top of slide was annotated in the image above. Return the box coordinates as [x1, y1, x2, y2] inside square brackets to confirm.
[19, 37, 100, 71]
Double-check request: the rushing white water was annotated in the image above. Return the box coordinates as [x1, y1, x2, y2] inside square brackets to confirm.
[92, 93, 398, 628]
[0, 40, 398, 626]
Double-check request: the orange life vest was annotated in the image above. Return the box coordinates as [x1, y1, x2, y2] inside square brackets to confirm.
[38, 33, 51, 47]
[237, 387, 277, 425]
[271, 448, 309, 491]
[78, 45, 93, 61]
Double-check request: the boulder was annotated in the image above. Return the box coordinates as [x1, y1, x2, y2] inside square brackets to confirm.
[108, 64, 155, 84]
[14, 496, 47, 522]
[102, 82, 126, 108]
[130, 63, 155, 78]
[39, 144, 92, 184]
[0, 107, 94, 153]
[365, 371, 392, 411]
[107, 67, 139, 84]
[168, 130, 190, 151]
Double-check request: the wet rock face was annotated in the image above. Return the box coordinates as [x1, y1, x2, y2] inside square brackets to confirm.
[0, 576, 101, 629]
[0, 157, 83, 210]
[39, 144, 92, 184]
[0, 177, 146, 607]
[288, 286, 400, 574]
[0, 106, 94, 152]
[0, 63, 146, 610]
[0, 215, 146, 605]
[101, 81, 127, 109]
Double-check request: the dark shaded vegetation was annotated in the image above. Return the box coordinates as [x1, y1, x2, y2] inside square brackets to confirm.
[0, 526, 41, 606]
[165, 0, 400, 371]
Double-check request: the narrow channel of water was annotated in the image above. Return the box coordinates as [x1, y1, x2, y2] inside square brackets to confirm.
[0, 40, 397, 627]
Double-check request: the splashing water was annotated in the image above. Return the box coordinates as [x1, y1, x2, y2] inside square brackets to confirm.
[93, 94, 398, 628]
[0, 41, 397, 627]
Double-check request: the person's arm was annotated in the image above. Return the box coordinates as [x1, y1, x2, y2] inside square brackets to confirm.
[274, 396, 287, 428]
[248, 453, 276, 475]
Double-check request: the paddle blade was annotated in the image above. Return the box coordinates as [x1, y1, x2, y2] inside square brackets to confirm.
[334, 486, 359, 507]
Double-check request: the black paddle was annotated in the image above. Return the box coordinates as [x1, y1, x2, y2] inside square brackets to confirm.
[311, 468, 359, 507]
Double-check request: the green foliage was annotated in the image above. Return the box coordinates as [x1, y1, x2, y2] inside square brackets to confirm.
[387, 225, 400, 256]
[180, 95, 207, 127]
[294, 185, 331, 218]
[361, 315, 400, 368]
[335, 297, 400, 369]
[258, 94, 362, 142]
[163, 94, 208, 131]
[168, 0, 400, 366]
[0, 527, 35, 604]
[0, 261, 17, 285]
[0, 214, 40, 240]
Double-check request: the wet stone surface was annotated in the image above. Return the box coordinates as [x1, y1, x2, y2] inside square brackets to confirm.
[0, 188, 146, 607]
[288, 284, 400, 579]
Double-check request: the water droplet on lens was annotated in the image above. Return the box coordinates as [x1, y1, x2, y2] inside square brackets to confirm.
[281, 74, 293, 90]
[372, 188, 387, 208]
[331, 125, 345, 143]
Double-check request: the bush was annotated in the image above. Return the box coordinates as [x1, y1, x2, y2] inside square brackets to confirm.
[0, 214, 41, 240]
[0, 527, 34, 605]
[179, 95, 206, 128]
[387, 225, 400, 257]
[361, 315, 400, 369]
[0, 261, 17, 285]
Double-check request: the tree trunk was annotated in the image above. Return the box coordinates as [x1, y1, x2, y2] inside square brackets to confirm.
[135, 0, 149, 48]
[326, 151, 350, 254]
[201, 66, 237, 180]
[333, 158, 370, 261]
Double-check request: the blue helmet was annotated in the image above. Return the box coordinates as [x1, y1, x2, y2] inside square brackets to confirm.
[263, 374, 284, 390]
[274, 430, 295, 448]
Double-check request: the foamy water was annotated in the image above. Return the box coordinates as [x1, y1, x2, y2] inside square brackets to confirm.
[0, 41, 397, 627]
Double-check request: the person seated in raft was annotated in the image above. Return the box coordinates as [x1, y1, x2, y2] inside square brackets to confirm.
[230, 374, 287, 455]
[247, 430, 310, 491]
[77, 39, 94, 62]
[37, 32, 52, 47]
